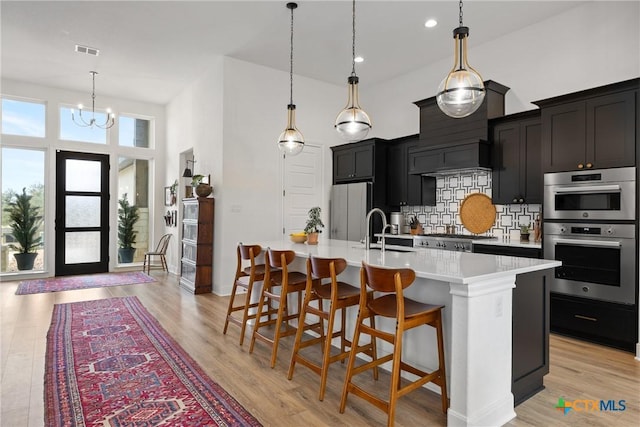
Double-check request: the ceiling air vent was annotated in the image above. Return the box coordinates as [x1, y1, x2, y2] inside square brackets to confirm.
[75, 44, 99, 56]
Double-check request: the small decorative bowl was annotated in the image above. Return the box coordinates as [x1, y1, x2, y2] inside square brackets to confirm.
[290, 234, 307, 244]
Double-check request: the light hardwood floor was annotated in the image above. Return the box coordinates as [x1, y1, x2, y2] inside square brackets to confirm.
[1, 272, 638, 426]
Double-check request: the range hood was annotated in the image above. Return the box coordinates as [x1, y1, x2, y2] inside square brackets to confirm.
[407, 140, 492, 176]
[410, 80, 509, 175]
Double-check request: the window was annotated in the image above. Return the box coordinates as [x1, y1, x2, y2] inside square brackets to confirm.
[117, 157, 149, 264]
[1, 98, 46, 137]
[119, 116, 151, 148]
[1, 148, 46, 274]
[59, 106, 107, 144]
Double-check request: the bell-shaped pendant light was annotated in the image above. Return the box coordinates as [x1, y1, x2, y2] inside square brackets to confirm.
[436, 0, 485, 118]
[335, 0, 371, 142]
[278, 2, 304, 156]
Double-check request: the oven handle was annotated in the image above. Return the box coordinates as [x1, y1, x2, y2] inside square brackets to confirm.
[554, 238, 621, 248]
[553, 184, 621, 194]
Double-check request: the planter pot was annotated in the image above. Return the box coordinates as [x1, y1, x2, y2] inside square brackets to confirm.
[195, 183, 213, 198]
[520, 233, 530, 242]
[14, 253, 37, 270]
[118, 248, 136, 263]
[307, 232, 319, 245]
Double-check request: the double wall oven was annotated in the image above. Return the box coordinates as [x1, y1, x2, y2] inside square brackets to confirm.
[543, 167, 637, 305]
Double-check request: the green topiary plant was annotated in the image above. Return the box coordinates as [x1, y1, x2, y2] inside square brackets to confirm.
[117, 193, 140, 263]
[4, 188, 43, 270]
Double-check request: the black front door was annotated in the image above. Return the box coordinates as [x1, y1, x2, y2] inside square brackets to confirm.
[55, 151, 109, 276]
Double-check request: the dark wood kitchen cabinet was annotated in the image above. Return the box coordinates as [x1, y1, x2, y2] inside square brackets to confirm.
[490, 110, 542, 204]
[471, 244, 549, 405]
[534, 78, 638, 173]
[180, 197, 214, 294]
[386, 135, 435, 207]
[331, 138, 387, 184]
[407, 141, 492, 175]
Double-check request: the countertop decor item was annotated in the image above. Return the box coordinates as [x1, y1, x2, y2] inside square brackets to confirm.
[334, 0, 371, 142]
[304, 206, 324, 245]
[459, 193, 496, 234]
[520, 225, 531, 242]
[277, 2, 304, 156]
[289, 232, 307, 244]
[436, 0, 485, 118]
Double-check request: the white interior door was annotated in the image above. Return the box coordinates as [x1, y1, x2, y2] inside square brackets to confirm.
[282, 145, 323, 235]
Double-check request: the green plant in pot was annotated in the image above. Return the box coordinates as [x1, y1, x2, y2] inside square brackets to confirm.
[191, 174, 212, 198]
[4, 188, 43, 270]
[117, 193, 140, 263]
[520, 224, 531, 242]
[304, 206, 324, 245]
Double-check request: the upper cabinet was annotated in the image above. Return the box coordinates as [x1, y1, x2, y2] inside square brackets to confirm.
[331, 138, 387, 184]
[386, 135, 435, 208]
[490, 110, 542, 204]
[534, 79, 638, 173]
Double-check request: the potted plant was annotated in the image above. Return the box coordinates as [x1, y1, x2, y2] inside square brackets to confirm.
[520, 224, 531, 242]
[169, 179, 178, 205]
[191, 174, 212, 198]
[4, 188, 43, 270]
[117, 193, 140, 263]
[304, 206, 324, 245]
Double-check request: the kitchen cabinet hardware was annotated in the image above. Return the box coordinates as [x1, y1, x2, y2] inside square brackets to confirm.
[535, 78, 637, 173]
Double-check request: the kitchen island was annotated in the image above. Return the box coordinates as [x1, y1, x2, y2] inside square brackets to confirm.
[256, 238, 560, 427]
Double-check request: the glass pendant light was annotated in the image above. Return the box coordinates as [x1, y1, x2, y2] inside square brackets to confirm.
[335, 0, 371, 142]
[278, 2, 304, 156]
[436, 0, 485, 118]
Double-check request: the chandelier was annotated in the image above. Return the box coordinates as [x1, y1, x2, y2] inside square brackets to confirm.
[71, 71, 115, 129]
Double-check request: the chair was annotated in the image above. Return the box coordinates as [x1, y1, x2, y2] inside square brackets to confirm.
[288, 256, 378, 401]
[250, 248, 309, 368]
[340, 262, 448, 427]
[143, 233, 172, 274]
[223, 243, 268, 346]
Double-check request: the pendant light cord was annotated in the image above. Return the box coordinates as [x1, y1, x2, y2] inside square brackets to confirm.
[459, 0, 463, 26]
[289, 5, 294, 106]
[351, 0, 356, 77]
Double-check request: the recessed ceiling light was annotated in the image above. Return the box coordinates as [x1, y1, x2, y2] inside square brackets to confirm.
[424, 19, 438, 28]
[354, 56, 364, 63]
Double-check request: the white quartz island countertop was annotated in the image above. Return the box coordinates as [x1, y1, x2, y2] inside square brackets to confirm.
[259, 238, 558, 284]
[255, 238, 560, 427]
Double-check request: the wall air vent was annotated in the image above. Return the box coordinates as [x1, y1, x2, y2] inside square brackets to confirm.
[75, 45, 100, 56]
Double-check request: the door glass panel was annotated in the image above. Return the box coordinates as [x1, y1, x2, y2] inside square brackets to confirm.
[65, 196, 100, 227]
[65, 232, 100, 264]
[554, 193, 621, 211]
[1, 147, 45, 274]
[66, 159, 101, 192]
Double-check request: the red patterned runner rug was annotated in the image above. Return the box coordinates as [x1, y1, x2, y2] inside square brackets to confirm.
[45, 296, 262, 426]
[17, 272, 156, 295]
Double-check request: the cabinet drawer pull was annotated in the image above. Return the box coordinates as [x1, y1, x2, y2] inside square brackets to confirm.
[574, 314, 597, 322]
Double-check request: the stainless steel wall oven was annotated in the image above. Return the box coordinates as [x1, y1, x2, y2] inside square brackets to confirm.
[543, 222, 636, 305]
[544, 167, 635, 221]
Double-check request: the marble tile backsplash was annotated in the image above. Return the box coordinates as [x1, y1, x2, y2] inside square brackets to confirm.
[399, 170, 541, 237]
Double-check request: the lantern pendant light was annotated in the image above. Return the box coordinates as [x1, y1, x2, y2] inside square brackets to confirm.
[278, 2, 304, 156]
[436, 0, 485, 118]
[335, 0, 371, 142]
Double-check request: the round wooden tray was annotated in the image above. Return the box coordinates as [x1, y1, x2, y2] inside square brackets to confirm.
[459, 193, 496, 234]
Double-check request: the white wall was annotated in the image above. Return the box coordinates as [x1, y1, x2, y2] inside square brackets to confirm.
[165, 56, 343, 294]
[1, 79, 166, 277]
[366, 1, 640, 139]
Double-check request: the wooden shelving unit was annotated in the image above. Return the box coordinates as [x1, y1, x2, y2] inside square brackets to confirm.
[180, 197, 214, 294]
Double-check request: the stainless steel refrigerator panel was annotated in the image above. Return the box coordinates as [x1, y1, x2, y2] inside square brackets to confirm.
[330, 184, 348, 240]
[347, 182, 369, 242]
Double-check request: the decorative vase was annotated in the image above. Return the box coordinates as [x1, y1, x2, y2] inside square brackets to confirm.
[195, 183, 213, 198]
[307, 232, 319, 245]
[118, 248, 136, 263]
[14, 253, 37, 270]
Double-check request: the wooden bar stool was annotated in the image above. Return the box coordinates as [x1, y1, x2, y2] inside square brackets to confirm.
[223, 243, 270, 346]
[250, 248, 309, 368]
[287, 256, 378, 401]
[340, 262, 448, 427]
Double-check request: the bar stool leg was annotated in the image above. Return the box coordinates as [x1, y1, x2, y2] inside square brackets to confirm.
[436, 315, 449, 413]
[339, 307, 364, 413]
[223, 281, 239, 335]
[238, 280, 255, 346]
[287, 290, 311, 380]
[318, 303, 338, 401]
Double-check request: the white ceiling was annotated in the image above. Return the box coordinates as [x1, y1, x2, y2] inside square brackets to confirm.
[1, 1, 584, 105]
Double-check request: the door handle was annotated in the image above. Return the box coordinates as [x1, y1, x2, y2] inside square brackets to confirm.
[574, 314, 597, 322]
[554, 238, 621, 248]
